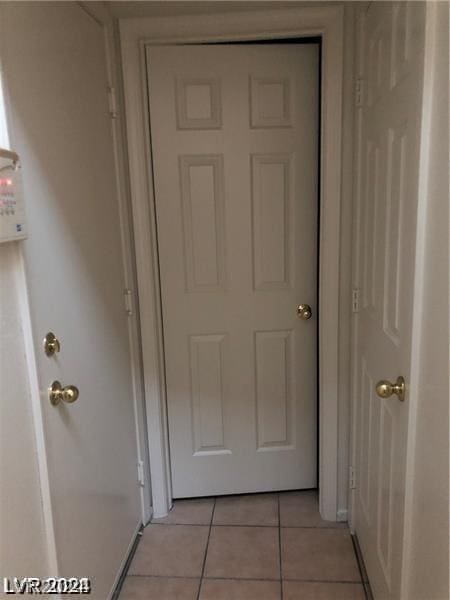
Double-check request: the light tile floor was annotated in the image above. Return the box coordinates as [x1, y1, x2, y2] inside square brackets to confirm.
[119, 491, 366, 600]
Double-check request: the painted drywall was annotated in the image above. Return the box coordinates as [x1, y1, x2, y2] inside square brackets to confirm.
[403, 2, 449, 598]
[0, 2, 149, 592]
[0, 47, 50, 584]
[336, 1, 355, 520]
[81, 0, 153, 525]
[1, 3, 143, 595]
[0, 244, 50, 582]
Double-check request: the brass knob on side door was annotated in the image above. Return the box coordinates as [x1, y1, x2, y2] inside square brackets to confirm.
[375, 376, 405, 402]
[297, 304, 312, 320]
[49, 380, 79, 406]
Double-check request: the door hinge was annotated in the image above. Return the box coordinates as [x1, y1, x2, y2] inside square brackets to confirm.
[349, 466, 357, 490]
[137, 460, 145, 487]
[108, 86, 118, 119]
[355, 77, 364, 108]
[352, 288, 362, 313]
[123, 288, 133, 316]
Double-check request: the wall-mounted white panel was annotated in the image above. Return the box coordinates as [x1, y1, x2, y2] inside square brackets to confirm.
[0, 150, 27, 242]
[190, 333, 228, 454]
[251, 154, 292, 290]
[180, 155, 226, 291]
[255, 330, 293, 450]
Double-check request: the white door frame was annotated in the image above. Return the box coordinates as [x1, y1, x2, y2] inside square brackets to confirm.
[120, 5, 344, 521]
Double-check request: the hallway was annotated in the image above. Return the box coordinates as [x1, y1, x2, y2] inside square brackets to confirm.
[119, 491, 367, 599]
[1, 3, 448, 599]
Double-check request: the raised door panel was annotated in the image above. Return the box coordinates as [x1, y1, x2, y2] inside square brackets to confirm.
[250, 76, 292, 128]
[176, 76, 222, 130]
[383, 123, 407, 346]
[251, 154, 293, 291]
[376, 400, 395, 589]
[190, 333, 229, 455]
[362, 138, 380, 314]
[179, 155, 226, 292]
[255, 330, 294, 451]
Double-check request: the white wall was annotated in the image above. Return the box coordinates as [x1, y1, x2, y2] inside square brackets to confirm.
[402, 2, 449, 598]
[0, 2, 147, 588]
[0, 46, 49, 583]
[0, 246, 50, 583]
[337, 1, 356, 519]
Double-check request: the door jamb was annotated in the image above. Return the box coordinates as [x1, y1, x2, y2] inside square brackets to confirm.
[120, 5, 344, 520]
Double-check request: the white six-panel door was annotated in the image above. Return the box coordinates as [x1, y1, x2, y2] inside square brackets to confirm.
[147, 44, 319, 498]
[352, 3, 426, 598]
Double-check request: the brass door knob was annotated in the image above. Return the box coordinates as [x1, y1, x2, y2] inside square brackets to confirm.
[43, 332, 60, 357]
[49, 380, 79, 406]
[375, 376, 405, 402]
[297, 304, 312, 320]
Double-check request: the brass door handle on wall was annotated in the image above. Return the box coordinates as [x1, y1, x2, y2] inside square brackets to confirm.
[375, 376, 405, 402]
[297, 304, 312, 320]
[49, 380, 79, 405]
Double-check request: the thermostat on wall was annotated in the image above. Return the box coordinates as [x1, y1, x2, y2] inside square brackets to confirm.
[0, 148, 27, 243]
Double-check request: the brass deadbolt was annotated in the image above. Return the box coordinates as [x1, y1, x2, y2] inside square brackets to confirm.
[297, 304, 312, 320]
[44, 332, 60, 357]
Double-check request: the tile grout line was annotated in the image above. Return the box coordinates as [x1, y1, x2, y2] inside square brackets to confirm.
[196, 497, 216, 600]
[127, 494, 362, 598]
[128, 573, 364, 584]
[278, 492, 283, 600]
[149, 522, 346, 530]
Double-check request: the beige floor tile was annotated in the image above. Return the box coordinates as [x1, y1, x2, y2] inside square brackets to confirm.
[281, 528, 361, 582]
[279, 491, 347, 528]
[128, 525, 209, 577]
[204, 526, 280, 579]
[199, 578, 281, 600]
[120, 576, 199, 600]
[152, 498, 214, 525]
[283, 581, 366, 600]
[213, 493, 278, 526]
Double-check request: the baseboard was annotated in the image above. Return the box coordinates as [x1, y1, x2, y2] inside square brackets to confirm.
[109, 521, 143, 600]
[351, 533, 374, 600]
[143, 505, 153, 526]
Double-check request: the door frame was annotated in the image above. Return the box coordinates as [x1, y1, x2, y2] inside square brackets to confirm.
[120, 5, 344, 520]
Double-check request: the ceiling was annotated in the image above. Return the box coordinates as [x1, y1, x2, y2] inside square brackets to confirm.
[107, 0, 339, 19]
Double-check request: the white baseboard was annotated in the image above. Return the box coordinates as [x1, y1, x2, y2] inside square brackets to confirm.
[144, 506, 153, 526]
[108, 520, 142, 600]
[337, 508, 348, 522]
